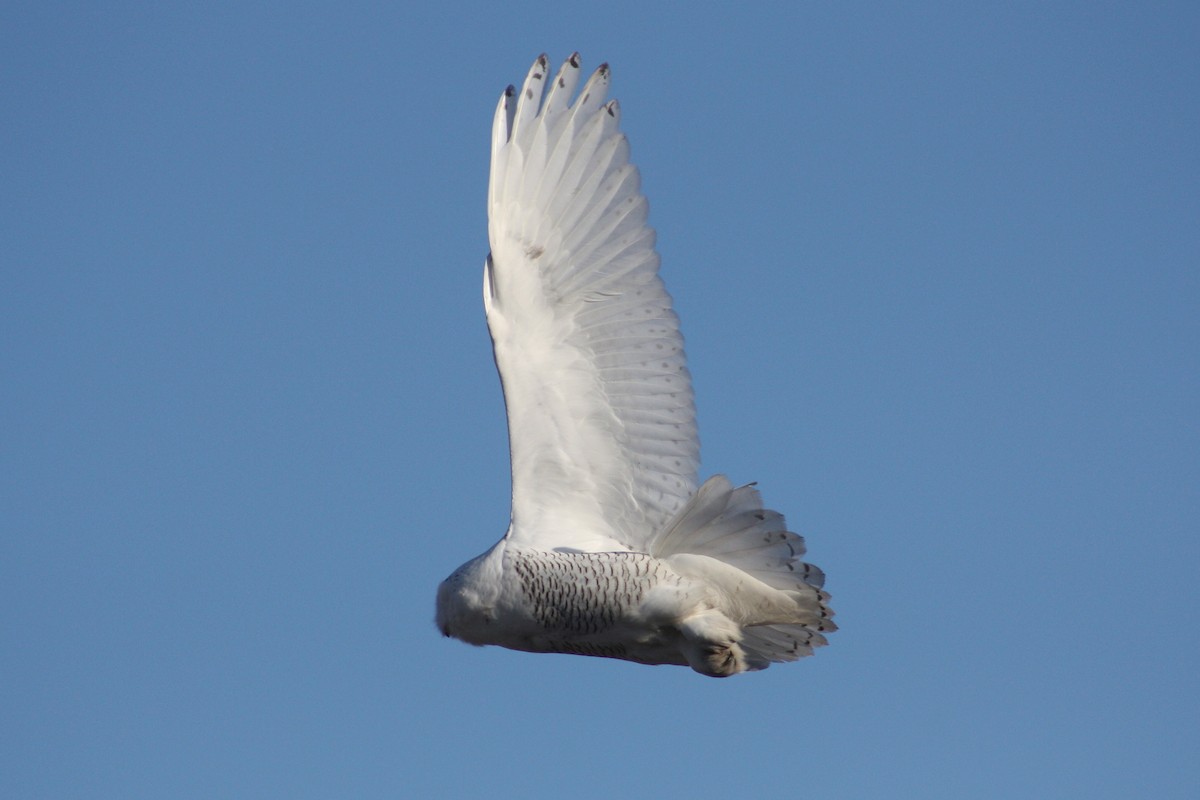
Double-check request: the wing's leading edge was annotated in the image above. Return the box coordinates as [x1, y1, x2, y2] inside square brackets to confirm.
[486, 54, 698, 552]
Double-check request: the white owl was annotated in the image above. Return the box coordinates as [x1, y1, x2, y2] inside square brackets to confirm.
[436, 54, 835, 677]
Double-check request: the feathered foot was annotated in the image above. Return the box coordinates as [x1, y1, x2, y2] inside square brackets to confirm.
[679, 609, 748, 677]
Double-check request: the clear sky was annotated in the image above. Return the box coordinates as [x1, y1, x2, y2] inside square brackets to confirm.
[3, 2, 1197, 798]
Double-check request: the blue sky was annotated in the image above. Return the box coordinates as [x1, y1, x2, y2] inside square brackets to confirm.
[3, 2, 1197, 797]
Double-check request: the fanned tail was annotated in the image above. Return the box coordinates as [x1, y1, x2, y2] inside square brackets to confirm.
[649, 475, 836, 669]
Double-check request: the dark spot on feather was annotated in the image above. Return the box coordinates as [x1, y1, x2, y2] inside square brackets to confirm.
[606, 104, 615, 117]
[526, 87, 533, 99]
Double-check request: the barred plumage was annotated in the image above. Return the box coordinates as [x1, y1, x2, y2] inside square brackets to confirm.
[511, 550, 677, 636]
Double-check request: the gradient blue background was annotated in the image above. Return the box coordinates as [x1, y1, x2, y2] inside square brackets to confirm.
[4, 2, 1197, 798]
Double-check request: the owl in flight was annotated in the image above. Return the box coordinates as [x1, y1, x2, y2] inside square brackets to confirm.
[436, 54, 835, 677]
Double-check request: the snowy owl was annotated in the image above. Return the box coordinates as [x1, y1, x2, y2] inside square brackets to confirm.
[436, 54, 835, 677]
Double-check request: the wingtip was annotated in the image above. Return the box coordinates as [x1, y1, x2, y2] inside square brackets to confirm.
[531, 54, 549, 81]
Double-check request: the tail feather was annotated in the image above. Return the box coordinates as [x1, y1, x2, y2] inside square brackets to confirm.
[741, 624, 830, 670]
[650, 474, 836, 666]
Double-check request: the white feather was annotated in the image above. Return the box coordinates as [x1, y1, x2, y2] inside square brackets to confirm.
[487, 54, 697, 552]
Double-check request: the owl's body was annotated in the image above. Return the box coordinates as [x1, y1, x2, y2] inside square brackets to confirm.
[445, 547, 689, 666]
[435, 54, 834, 677]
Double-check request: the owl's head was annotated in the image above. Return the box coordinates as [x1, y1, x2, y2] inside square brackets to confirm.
[435, 544, 504, 645]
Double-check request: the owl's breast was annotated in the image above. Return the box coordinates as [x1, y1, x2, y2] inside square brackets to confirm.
[499, 548, 692, 665]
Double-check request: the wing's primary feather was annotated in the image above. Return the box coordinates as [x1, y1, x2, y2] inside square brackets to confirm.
[486, 54, 698, 552]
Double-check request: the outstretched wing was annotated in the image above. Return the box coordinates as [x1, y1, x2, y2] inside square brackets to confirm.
[485, 54, 698, 552]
